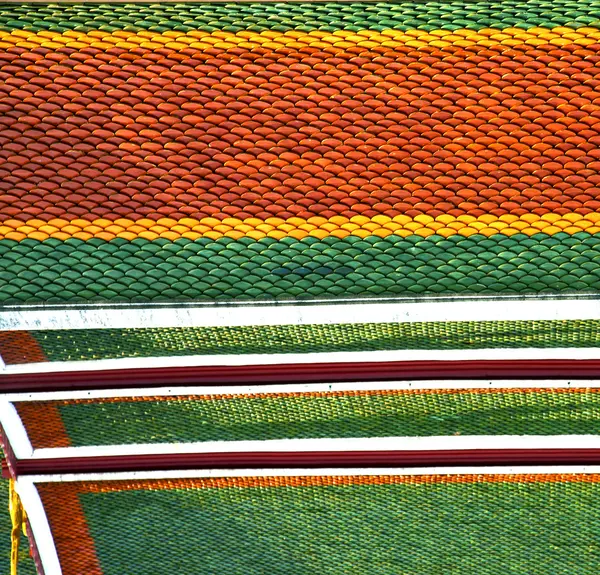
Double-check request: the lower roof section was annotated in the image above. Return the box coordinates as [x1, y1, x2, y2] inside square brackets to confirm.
[14, 383, 600, 451]
[6, 380, 600, 475]
[17, 466, 600, 575]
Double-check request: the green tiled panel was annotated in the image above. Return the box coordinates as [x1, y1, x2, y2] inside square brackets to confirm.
[1, 1, 598, 33]
[79, 479, 600, 575]
[1, 233, 600, 304]
[29, 320, 600, 362]
[51, 389, 600, 446]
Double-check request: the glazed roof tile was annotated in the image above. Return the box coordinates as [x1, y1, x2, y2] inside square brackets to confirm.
[1, 1, 600, 305]
[3, 3, 600, 573]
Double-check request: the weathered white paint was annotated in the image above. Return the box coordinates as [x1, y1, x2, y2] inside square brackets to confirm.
[0, 401, 33, 459]
[1, 295, 599, 330]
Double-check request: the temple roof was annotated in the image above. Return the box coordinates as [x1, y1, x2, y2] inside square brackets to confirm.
[1, 0, 600, 308]
[3, 1, 600, 574]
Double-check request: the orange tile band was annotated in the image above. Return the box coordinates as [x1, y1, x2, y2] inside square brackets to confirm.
[2, 35, 600, 226]
[15, 403, 71, 450]
[0, 332, 47, 365]
[35, 485, 103, 575]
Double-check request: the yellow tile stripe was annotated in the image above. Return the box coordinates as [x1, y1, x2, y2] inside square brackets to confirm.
[2, 212, 599, 241]
[1, 26, 600, 51]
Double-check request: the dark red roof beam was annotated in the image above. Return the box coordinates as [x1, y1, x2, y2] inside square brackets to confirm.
[3, 359, 600, 392]
[8, 449, 600, 476]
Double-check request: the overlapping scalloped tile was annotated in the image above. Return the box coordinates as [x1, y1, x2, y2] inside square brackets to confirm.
[1, 1, 600, 302]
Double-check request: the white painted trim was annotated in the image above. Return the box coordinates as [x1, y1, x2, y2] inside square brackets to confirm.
[15, 479, 63, 575]
[23, 465, 600, 483]
[0, 401, 33, 460]
[6, 378, 600, 403]
[2, 296, 600, 331]
[6, 346, 600, 374]
[26, 435, 600, 460]
[0, 353, 6, 370]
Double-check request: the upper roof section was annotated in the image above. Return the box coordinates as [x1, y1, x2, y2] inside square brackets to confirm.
[1, 0, 600, 308]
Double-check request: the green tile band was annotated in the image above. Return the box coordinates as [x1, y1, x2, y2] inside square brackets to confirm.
[71, 478, 600, 575]
[19, 319, 600, 363]
[26, 388, 600, 447]
[1, 1, 598, 33]
[1, 233, 600, 304]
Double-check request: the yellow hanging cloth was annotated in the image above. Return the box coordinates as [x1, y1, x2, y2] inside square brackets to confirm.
[9, 480, 27, 575]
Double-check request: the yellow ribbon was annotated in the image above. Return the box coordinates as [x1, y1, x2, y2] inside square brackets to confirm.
[9, 481, 27, 575]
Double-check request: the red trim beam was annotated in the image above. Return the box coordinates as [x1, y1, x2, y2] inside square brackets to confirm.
[3, 359, 600, 392]
[9, 449, 600, 476]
